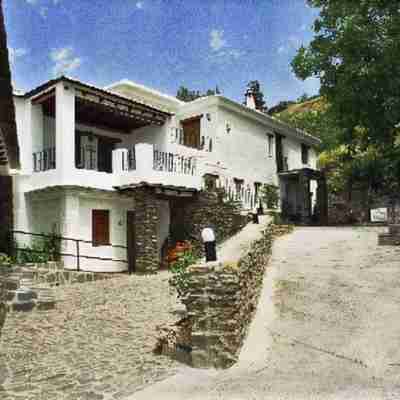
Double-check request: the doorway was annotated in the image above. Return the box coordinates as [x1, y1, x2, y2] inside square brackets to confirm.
[126, 211, 136, 274]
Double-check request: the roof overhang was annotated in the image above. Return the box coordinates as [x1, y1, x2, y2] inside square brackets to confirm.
[278, 168, 325, 180]
[26, 76, 172, 132]
[115, 181, 198, 197]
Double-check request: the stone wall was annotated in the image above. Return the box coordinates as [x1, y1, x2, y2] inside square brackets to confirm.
[0, 261, 119, 313]
[179, 224, 293, 369]
[170, 191, 247, 257]
[132, 187, 161, 273]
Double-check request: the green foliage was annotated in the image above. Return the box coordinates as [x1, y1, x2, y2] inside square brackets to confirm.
[0, 253, 12, 266]
[291, 1, 400, 147]
[278, 101, 343, 152]
[268, 211, 283, 225]
[177, 85, 220, 102]
[15, 230, 61, 264]
[169, 250, 197, 298]
[291, 1, 400, 197]
[261, 184, 279, 209]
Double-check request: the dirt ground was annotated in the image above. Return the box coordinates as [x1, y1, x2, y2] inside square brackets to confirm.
[131, 226, 400, 400]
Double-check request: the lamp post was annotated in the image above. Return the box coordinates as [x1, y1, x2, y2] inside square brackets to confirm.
[201, 227, 217, 262]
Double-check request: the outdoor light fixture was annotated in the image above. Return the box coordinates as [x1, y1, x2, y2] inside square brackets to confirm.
[206, 113, 211, 121]
[201, 227, 217, 262]
[226, 122, 231, 133]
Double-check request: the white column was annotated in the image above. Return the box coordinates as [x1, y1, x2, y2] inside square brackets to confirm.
[23, 100, 33, 174]
[60, 192, 80, 269]
[112, 148, 128, 174]
[135, 143, 154, 176]
[55, 83, 76, 179]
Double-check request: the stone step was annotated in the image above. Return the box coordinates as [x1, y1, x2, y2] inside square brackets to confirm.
[378, 234, 400, 246]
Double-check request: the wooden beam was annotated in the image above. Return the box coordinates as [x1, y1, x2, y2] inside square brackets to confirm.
[32, 88, 56, 105]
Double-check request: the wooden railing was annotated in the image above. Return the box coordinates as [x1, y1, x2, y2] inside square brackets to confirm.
[33, 147, 56, 172]
[153, 148, 196, 175]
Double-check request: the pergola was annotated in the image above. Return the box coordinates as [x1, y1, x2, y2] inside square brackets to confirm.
[27, 76, 172, 133]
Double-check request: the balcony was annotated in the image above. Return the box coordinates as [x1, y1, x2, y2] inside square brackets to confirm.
[33, 147, 56, 172]
[31, 143, 201, 192]
[113, 143, 202, 190]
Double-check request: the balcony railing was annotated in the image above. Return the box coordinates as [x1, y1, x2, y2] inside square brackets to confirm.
[153, 148, 196, 175]
[77, 145, 97, 170]
[33, 147, 56, 172]
[121, 147, 136, 171]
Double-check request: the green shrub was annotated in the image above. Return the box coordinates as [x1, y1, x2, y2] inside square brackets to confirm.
[169, 250, 197, 298]
[0, 253, 12, 266]
[261, 184, 280, 209]
[14, 229, 61, 264]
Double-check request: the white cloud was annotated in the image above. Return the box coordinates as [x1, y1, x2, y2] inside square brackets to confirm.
[8, 47, 28, 65]
[50, 47, 82, 76]
[39, 6, 48, 18]
[300, 24, 308, 31]
[25, 0, 38, 4]
[136, 1, 144, 9]
[277, 45, 287, 54]
[210, 29, 227, 52]
[208, 29, 244, 65]
[53, 0, 61, 4]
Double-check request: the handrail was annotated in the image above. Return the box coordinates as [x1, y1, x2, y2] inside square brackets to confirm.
[11, 230, 128, 272]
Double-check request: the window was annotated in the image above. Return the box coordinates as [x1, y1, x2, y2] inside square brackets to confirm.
[92, 210, 110, 246]
[267, 134, 274, 157]
[301, 144, 310, 164]
[181, 115, 202, 149]
[204, 174, 218, 191]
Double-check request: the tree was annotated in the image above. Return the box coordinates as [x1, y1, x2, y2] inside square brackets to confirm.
[277, 100, 343, 152]
[292, 1, 400, 147]
[245, 80, 267, 112]
[291, 0, 400, 196]
[177, 86, 221, 102]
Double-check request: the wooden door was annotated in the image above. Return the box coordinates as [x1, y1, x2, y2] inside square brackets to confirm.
[126, 211, 136, 274]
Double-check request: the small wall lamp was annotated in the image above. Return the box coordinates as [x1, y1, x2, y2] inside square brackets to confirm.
[226, 122, 231, 133]
[206, 113, 211, 121]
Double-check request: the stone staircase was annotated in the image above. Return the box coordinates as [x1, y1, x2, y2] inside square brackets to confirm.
[2, 268, 56, 312]
[378, 224, 400, 245]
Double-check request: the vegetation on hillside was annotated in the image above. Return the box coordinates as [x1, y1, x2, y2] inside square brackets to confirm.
[289, 0, 400, 199]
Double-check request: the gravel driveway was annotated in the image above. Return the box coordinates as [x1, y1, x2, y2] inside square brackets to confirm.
[130, 226, 400, 400]
[0, 271, 180, 400]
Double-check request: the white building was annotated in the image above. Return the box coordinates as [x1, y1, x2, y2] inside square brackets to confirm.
[11, 76, 325, 272]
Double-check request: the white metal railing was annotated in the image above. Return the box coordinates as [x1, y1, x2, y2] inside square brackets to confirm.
[153, 148, 197, 176]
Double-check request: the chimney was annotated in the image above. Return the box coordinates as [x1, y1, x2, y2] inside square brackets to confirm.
[245, 88, 256, 110]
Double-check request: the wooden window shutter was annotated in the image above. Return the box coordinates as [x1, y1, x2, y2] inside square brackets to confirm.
[181, 116, 201, 149]
[92, 210, 110, 246]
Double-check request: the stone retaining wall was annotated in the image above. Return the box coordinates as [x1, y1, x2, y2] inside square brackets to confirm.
[0, 261, 120, 313]
[174, 224, 293, 369]
[171, 191, 248, 258]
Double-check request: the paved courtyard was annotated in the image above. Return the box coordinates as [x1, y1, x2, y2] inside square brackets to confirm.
[0, 271, 180, 400]
[131, 226, 400, 400]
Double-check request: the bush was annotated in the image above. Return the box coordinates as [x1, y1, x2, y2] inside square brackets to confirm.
[0, 253, 12, 266]
[169, 250, 197, 298]
[14, 230, 61, 264]
[261, 184, 280, 209]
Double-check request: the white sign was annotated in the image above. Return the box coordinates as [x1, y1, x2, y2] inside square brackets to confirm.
[370, 207, 388, 222]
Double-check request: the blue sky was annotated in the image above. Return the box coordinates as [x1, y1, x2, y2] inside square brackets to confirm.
[4, 0, 320, 107]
